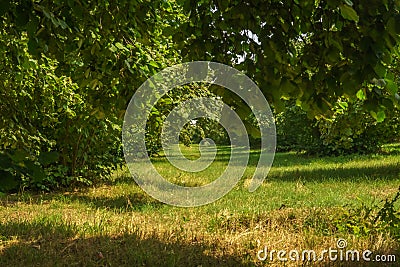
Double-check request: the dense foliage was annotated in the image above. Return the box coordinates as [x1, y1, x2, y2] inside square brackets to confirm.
[0, 1, 185, 191]
[1, 0, 400, 192]
[179, 0, 400, 117]
[276, 101, 400, 155]
[0, 32, 123, 191]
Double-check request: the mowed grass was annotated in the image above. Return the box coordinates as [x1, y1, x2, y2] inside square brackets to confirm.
[0, 144, 399, 266]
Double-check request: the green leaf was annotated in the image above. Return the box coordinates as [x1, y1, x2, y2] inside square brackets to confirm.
[343, 0, 353, 6]
[8, 150, 30, 163]
[376, 110, 386, 122]
[125, 60, 134, 74]
[94, 110, 105, 120]
[38, 151, 59, 166]
[245, 123, 261, 139]
[386, 15, 400, 38]
[27, 38, 39, 55]
[279, 78, 297, 98]
[338, 101, 348, 110]
[370, 110, 386, 122]
[115, 42, 127, 51]
[0, 170, 19, 192]
[326, 47, 340, 63]
[343, 127, 352, 136]
[385, 79, 398, 95]
[0, 153, 12, 170]
[217, 0, 229, 12]
[26, 16, 39, 37]
[373, 63, 387, 77]
[339, 5, 359, 23]
[15, 8, 30, 27]
[370, 110, 377, 120]
[342, 78, 357, 95]
[356, 89, 366, 100]
[387, 17, 397, 38]
[235, 104, 252, 119]
[115, 42, 124, 49]
[109, 45, 118, 53]
[149, 61, 159, 68]
[0, 0, 11, 17]
[24, 161, 46, 182]
[57, 18, 68, 30]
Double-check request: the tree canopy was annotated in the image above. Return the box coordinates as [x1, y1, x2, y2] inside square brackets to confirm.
[2, 1, 400, 113]
[1, 0, 400, 191]
[177, 0, 400, 116]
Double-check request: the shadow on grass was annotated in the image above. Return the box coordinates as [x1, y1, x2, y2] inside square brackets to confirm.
[268, 162, 400, 182]
[1, 149, 399, 212]
[184, 148, 400, 182]
[0, 219, 399, 266]
[0, 220, 252, 267]
[199, 149, 400, 182]
[0, 190, 164, 213]
[65, 192, 164, 212]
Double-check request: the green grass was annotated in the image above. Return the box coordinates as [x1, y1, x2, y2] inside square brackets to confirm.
[0, 144, 399, 266]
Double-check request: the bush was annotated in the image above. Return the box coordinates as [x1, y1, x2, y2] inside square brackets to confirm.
[0, 35, 122, 192]
[334, 187, 400, 240]
[275, 101, 399, 155]
[317, 101, 398, 155]
[275, 104, 323, 153]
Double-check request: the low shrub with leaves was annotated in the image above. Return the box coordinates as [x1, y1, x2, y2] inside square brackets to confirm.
[334, 187, 400, 240]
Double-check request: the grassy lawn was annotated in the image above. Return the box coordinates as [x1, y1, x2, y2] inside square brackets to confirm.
[0, 145, 399, 266]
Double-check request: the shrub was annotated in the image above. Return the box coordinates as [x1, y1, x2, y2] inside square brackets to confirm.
[275, 104, 323, 153]
[0, 35, 122, 192]
[275, 101, 399, 155]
